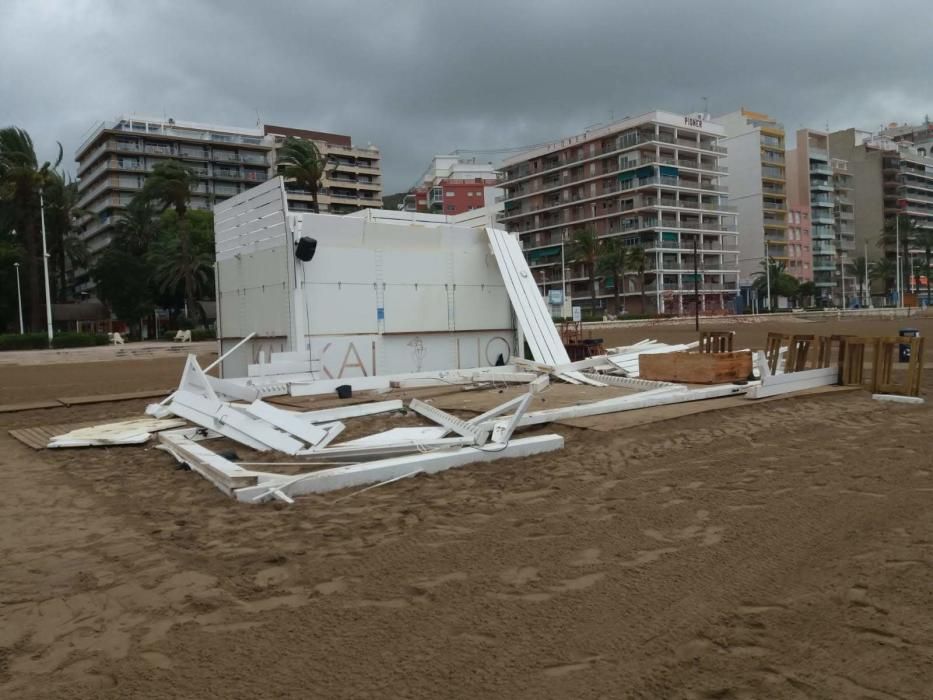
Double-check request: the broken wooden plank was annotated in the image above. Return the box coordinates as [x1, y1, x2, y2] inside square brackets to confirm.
[638, 351, 752, 384]
[234, 433, 566, 502]
[244, 399, 329, 446]
[408, 398, 484, 443]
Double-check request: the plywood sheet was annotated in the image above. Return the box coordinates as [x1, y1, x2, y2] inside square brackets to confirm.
[638, 351, 753, 384]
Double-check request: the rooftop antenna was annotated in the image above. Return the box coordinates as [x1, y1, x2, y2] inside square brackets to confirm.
[256, 109, 262, 127]
[702, 96, 709, 118]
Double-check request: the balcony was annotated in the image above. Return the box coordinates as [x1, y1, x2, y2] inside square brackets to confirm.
[810, 163, 833, 175]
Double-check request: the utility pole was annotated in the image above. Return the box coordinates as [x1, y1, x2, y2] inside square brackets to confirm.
[840, 253, 846, 309]
[14, 262, 24, 334]
[895, 215, 902, 307]
[864, 242, 872, 308]
[693, 239, 699, 331]
[39, 190, 54, 344]
[765, 256, 771, 312]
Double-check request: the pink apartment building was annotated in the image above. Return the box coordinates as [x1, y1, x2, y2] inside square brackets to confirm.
[786, 205, 812, 281]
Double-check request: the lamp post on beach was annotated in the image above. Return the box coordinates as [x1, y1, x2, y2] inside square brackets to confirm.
[14, 261, 24, 334]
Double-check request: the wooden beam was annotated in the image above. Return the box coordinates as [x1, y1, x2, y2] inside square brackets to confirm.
[638, 351, 752, 384]
[234, 434, 566, 502]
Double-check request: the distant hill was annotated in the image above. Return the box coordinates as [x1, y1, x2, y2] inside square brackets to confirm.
[381, 192, 406, 211]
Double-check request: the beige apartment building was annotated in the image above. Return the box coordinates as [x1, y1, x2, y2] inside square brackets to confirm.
[829, 127, 933, 298]
[787, 129, 856, 305]
[263, 124, 382, 215]
[712, 109, 789, 293]
[74, 116, 382, 291]
[500, 111, 739, 316]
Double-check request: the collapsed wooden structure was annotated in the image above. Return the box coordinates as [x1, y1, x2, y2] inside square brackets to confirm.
[37, 214, 925, 503]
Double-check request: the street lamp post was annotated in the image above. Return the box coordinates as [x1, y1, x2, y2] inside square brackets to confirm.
[14, 262, 24, 334]
[895, 215, 902, 307]
[39, 190, 54, 344]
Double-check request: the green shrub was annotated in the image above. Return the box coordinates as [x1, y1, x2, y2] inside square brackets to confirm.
[191, 328, 215, 341]
[0, 332, 47, 350]
[0, 332, 109, 351]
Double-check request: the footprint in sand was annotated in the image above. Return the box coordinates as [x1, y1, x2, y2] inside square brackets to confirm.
[314, 578, 349, 596]
[411, 572, 467, 590]
[140, 651, 173, 670]
[541, 655, 603, 677]
[549, 573, 605, 592]
[619, 547, 678, 568]
[570, 548, 602, 566]
[500, 566, 540, 585]
[254, 566, 290, 589]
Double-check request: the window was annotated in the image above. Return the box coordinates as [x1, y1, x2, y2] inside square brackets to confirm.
[446, 191, 455, 197]
[446, 204, 455, 212]
[467, 192, 473, 197]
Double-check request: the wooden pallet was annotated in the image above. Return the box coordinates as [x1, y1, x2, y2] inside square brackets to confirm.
[699, 331, 735, 354]
[638, 350, 752, 384]
[9, 420, 119, 450]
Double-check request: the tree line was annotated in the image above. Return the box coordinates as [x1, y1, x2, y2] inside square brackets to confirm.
[0, 125, 324, 336]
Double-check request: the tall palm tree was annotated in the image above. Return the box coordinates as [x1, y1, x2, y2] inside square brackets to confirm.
[597, 237, 627, 315]
[0, 127, 62, 330]
[912, 229, 933, 305]
[627, 245, 649, 314]
[113, 199, 159, 256]
[138, 160, 197, 319]
[147, 231, 214, 317]
[276, 137, 327, 213]
[43, 170, 88, 301]
[879, 214, 919, 297]
[569, 228, 601, 312]
[870, 257, 897, 297]
[752, 257, 788, 310]
[852, 255, 868, 306]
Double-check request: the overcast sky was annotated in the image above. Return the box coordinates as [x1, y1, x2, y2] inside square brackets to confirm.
[2, 0, 930, 193]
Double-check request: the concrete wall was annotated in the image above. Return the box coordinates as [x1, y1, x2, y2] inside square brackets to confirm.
[719, 126, 764, 283]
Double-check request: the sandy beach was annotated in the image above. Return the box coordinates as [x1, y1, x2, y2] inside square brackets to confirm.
[1, 315, 932, 699]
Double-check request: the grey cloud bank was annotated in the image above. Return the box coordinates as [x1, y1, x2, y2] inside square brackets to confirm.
[1, 0, 930, 193]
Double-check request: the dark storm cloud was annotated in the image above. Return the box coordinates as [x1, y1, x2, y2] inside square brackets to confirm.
[2, 0, 930, 192]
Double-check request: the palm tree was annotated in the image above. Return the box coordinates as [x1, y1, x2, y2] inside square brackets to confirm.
[912, 229, 933, 305]
[43, 171, 88, 301]
[597, 237, 627, 316]
[627, 245, 649, 314]
[113, 199, 159, 256]
[569, 228, 601, 313]
[276, 137, 327, 213]
[852, 255, 868, 306]
[796, 280, 817, 308]
[147, 231, 214, 318]
[879, 214, 919, 298]
[870, 257, 897, 297]
[752, 258, 799, 309]
[138, 160, 197, 319]
[0, 127, 62, 331]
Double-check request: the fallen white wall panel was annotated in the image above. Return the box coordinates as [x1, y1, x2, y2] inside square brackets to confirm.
[580, 372, 681, 392]
[408, 398, 485, 443]
[872, 394, 925, 405]
[170, 390, 305, 453]
[744, 351, 837, 399]
[287, 365, 527, 397]
[292, 400, 404, 423]
[157, 429, 269, 495]
[48, 418, 186, 448]
[244, 399, 330, 446]
[484, 384, 745, 432]
[485, 228, 593, 384]
[235, 434, 565, 502]
[490, 392, 533, 443]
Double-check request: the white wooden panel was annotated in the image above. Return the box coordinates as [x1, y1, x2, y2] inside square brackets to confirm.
[300, 248, 376, 285]
[382, 285, 449, 333]
[486, 228, 569, 367]
[381, 250, 449, 285]
[305, 284, 378, 335]
[454, 285, 511, 330]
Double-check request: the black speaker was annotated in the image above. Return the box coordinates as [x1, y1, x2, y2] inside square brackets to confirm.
[295, 236, 318, 262]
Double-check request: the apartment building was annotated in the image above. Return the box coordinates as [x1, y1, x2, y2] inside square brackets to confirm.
[402, 156, 500, 215]
[74, 116, 274, 267]
[499, 111, 739, 316]
[786, 205, 812, 281]
[786, 129, 856, 304]
[712, 109, 788, 290]
[74, 116, 383, 284]
[264, 124, 382, 215]
[829, 128, 933, 275]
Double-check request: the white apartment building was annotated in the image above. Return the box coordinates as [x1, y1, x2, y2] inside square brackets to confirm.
[500, 111, 739, 316]
[713, 109, 789, 290]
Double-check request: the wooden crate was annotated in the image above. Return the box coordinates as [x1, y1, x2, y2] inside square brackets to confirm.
[639, 350, 753, 384]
